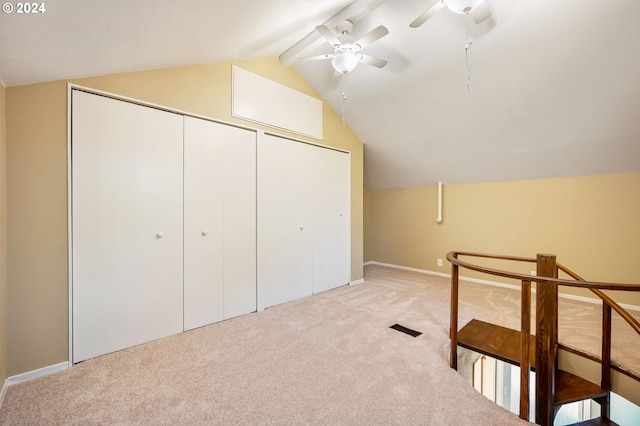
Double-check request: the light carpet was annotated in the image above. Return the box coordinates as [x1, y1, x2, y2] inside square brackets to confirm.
[0, 264, 637, 425]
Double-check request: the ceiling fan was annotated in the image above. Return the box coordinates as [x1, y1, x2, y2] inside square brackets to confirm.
[297, 20, 389, 75]
[410, 0, 492, 28]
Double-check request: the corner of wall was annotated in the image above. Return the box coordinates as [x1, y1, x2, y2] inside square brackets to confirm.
[363, 184, 373, 263]
[0, 81, 8, 389]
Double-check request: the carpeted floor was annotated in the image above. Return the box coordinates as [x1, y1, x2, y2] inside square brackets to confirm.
[0, 264, 637, 425]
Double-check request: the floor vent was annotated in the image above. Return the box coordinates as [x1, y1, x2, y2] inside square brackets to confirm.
[390, 323, 422, 337]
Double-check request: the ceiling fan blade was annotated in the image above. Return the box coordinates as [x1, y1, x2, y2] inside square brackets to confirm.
[471, 1, 491, 24]
[353, 25, 389, 50]
[296, 53, 335, 62]
[315, 25, 342, 47]
[409, 1, 446, 28]
[359, 54, 388, 69]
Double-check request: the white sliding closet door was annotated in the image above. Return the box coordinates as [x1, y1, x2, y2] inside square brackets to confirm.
[72, 90, 184, 363]
[184, 117, 256, 330]
[258, 135, 314, 308]
[312, 148, 350, 293]
[183, 118, 224, 329]
[220, 124, 257, 319]
[258, 134, 350, 307]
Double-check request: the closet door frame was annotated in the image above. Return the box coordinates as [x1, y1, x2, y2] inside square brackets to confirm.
[67, 84, 351, 363]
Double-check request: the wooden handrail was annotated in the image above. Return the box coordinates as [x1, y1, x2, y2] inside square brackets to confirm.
[557, 263, 640, 335]
[447, 250, 640, 346]
[556, 262, 617, 420]
[447, 251, 640, 292]
[447, 251, 640, 425]
[447, 251, 640, 334]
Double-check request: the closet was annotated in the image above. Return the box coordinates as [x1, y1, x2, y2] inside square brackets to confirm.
[71, 91, 257, 362]
[71, 89, 349, 363]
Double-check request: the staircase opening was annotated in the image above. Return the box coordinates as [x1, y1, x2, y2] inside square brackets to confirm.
[470, 353, 640, 425]
[447, 251, 640, 426]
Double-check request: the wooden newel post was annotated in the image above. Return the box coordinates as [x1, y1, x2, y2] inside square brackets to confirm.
[450, 263, 459, 370]
[535, 254, 558, 426]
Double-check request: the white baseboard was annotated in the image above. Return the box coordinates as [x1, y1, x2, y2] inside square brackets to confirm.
[350, 278, 364, 285]
[0, 378, 7, 409]
[6, 361, 69, 387]
[364, 261, 640, 312]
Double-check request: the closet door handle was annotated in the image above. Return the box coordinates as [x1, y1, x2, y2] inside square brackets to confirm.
[202, 229, 208, 236]
[156, 231, 165, 239]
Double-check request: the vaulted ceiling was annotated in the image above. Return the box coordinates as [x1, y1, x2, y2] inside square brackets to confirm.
[1, 0, 639, 189]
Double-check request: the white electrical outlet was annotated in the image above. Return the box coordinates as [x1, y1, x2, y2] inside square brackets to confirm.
[437, 258, 443, 267]
[531, 270, 536, 276]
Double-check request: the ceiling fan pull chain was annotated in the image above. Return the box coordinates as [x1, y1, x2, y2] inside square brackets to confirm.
[465, 38, 473, 91]
[341, 92, 347, 124]
[341, 73, 348, 124]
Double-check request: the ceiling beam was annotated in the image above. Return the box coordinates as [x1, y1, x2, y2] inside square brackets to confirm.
[278, 0, 390, 67]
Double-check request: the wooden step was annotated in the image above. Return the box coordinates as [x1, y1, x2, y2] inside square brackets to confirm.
[554, 369, 607, 406]
[457, 319, 609, 407]
[457, 319, 536, 367]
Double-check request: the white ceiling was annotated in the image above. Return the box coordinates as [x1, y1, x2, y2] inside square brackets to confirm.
[2, 0, 639, 189]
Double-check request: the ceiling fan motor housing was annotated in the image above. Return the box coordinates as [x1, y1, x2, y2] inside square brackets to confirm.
[335, 20, 354, 36]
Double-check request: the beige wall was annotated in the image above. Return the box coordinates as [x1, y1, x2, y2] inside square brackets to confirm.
[0, 82, 7, 385]
[5, 57, 364, 375]
[365, 172, 640, 306]
[363, 185, 373, 263]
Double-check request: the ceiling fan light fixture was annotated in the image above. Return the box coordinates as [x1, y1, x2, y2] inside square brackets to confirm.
[331, 51, 360, 74]
[445, 0, 483, 14]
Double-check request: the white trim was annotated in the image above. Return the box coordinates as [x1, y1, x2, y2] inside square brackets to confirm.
[67, 84, 74, 364]
[6, 362, 69, 386]
[68, 84, 339, 153]
[346, 149, 352, 294]
[69, 84, 257, 133]
[68, 84, 345, 156]
[0, 378, 7, 409]
[255, 131, 265, 314]
[365, 261, 452, 280]
[263, 131, 348, 154]
[350, 278, 364, 285]
[364, 261, 640, 312]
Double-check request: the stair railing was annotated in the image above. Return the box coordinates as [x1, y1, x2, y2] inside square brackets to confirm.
[446, 251, 640, 425]
[555, 262, 640, 420]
